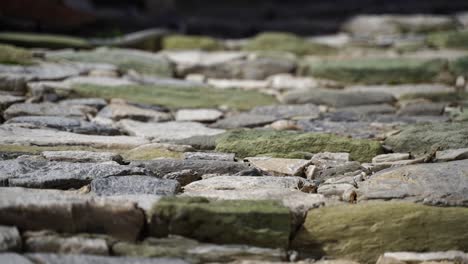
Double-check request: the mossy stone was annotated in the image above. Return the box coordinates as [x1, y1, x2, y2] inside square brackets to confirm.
[399, 91, 468, 102]
[162, 35, 222, 51]
[300, 58, 449, 84]
[292, 202, 468, 263]
[427, 30, 468, 50]
[450, 56, 468, 76]
[148, 197, 291, 248]
[0, 32, 90, 49]
[73, 84, 277, 111]
[384, 122, 468, 156]
[48, 48, 173, 77]
[243, 32, 336, 56]
[215, 129, 383, 162]
[0, 44, 34, 65]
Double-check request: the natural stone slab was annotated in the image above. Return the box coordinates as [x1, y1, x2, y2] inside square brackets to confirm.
[119, 120, 225, 141]
[3, 102, 94, 120]
[397, 101, 445, 116]
[0, 187, 144, 241]
[164, 51, 247, 69]
[59, 98, 107, 109]
[132, 159, 250, 177]
[376, 251, 468, 264]
[149, 197, 291, 248]
[384, 122, 468, 156]
[345, 84, 456, 99]
[175, 109, 223, 122]
[0, 157, 147, 189]
[0, 253, 33, 264]
[63, 76, 135, 87]
[282, 89, 395, 107]
[245, 157, 312, 176]
[357, 160, 468, 206]
[0, 125, 148, 149]
[207, 79, 269, 90]
[292, 202, 468, 263]
[0, 225, 21, 252]
[97, 103, 172, 122]
[267, 73, 318, 91]
[0, 95, 25, 111]
[91, 176, 180, 196]
[250, 104, 320, 119]
[372, 153, 411, 164]
[212, 113, 278, 129]
[123, 143, 193, 160]
[26, 254, 189, 264]
[42, 151, 123, 163]
[215, 129, 383, 162]
[435, 148, 468, 162]
[24, 231, 109, 255]
[183, 152, 235, 161]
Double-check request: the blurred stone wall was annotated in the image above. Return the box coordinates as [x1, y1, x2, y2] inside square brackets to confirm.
[2, 0, 468, 36]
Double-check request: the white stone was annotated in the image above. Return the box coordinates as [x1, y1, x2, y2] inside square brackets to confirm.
[345, 84, 455, 99]
[175, 109, 223, 122]
[207, 79, 269, 90]
[372, 153, 411, 164]
[245, 157, 312, 176]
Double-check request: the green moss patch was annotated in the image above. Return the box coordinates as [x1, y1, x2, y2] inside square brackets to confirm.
[243, 32, 336, 56]
[300, 58, 448, 84]
[384, 122, 468, 156]
[0, 32, 90, 49]
[427, 30, 468, 50]
[148, 197, 291, 248]
[292, 202, 468, 263]
[450, 56, 468, 76]
[48, 48, 173, 77]
[162, 35, 222, 51]
[0, 44, 34, 65]
[215, 129, 383, 162]
[73, 84, 277, 111]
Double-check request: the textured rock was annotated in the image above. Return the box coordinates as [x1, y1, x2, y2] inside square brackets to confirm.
[0, 253, 33, 264]
[267, 73, 318, 91]
[132, 159, 250, 177]
[24, 231, 109, 255]
[376, 251, 468, 264]
[0, 74, 29, 94]
[282, 89, 395, 107]
[345, 84, 456, 99]
[119, 120, 225, 141]
[0, 95, 25, 111]
[397, 101, 445, 116]
[26, 254, 189, 264]
[307, 156, 362, 182]
[372, 153, 411, 164]
[384, 122, 468, 156]
[0, 125, 148, 149]
[0, 187, 144, 241]
[91, 176, 181, 196]
[0, 157, 147, 189]
[175, 109, 223, 122]
[183, 152, 235, 161]
[59, 98, 108, 109]
[149, 197, 291, 248]
[245, 157, 312, 176]
[250, 104, 320, 119]
[215, 129, 383, 162]
[357, 160, 468, 206]
[123, 143, 193, 160]
[0, 225, 21, 252]
[162, 170, 201, 186]
[207, 79, 269, 90]
[435, 148, 468, 162]
[212, 114, 278, 129]
[3, 102, 94, 120]
[97, 103, 172, 122]
[41, 151, 123, 163]
[162, 35, 222, 51]
[292, 202, 468, 263]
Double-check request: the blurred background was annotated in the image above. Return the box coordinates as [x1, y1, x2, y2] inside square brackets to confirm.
[2, 0, 468, 37]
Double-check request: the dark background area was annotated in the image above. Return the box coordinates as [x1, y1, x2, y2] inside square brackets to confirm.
[2, 0, 468, 37]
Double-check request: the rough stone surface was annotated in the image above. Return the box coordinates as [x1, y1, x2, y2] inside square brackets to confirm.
[0, 157, 147, 189]
[97, 103, 172, 122]
[372, 153, 411, 163]
[376, 251, 468, 264]
[42, 151, 123, 163]
[3, 102, 94, 120]
[0, 95, 25, 110]
[119, 120, 225, 141]
[0, 187, 144, 241]
[357, 160, 468, 206]
[292, 202, 468, 263]
[397, 101, 445, 116]
[183, 152, 235, 161]
[175, 109, 223, 122]
[435, 148, 468, 162]
[0, 253, 33, 264]
[212, 113, 278, 129]
[384, 122, 468, 156]
[0, 225, 21, 252]
[123, 143, 193, 160]
[91, 176, 181, 196]
[26, 253, 189, 264]
[250, 104, 320, 119]
[149, 197, 291, 248]
[245, 157, 312, 176]
[345, 84, 456, 99]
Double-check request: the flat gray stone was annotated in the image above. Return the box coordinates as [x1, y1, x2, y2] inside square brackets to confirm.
[6, 116, 120, 135]
[97, 103, 172, 122]
[0, 226, 21, 252]
[42, 151, 123, 163]
[244, 157, 312, 176]
[282, 89, 396, 107]
[183, 152, 235, 161]
[0, 157, 147, 189]
[345, 84, 455, 99]
[0, 187, 144, 241]
[211, 113, 277, 129]
[26, 254, 189, 264]
[0, 253, 33, 264]
[0, 74, 29, 94]
[119, 120, 225, 141]
[377, 251, 468, 264]
[372, 153, 411, 164]
[0, 95, 25, 111]
[91, 176, 180, 196]
[24, 231, 109, 255]
[435, 148, 468, 162]
[175, 109, 223, 122]
[132, 159, 250, 177]
[3, 102, 94, 120]
[59, 98, 108, 109]
[358, 160, 468, 206]
[0, 125, 148, 148]
[250, 104, 320, 119]
[397, 102, 445, 116]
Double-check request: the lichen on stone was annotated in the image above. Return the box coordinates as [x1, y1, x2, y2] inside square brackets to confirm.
[0, 44, 34, 65]
[162, 35, 223, 51]
[0, 32, 91, 49]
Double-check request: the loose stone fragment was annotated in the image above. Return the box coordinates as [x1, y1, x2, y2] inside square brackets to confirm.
[435, 148, 468, 162]
[123, 143, 193, 160]
[91, 176, 181, 196]
[292, 202, 468, 263]
[0, 187, 144, 241]
[149, 197, 291, 248]
[97, 103, 172, 122]
[0, 225, 21, 252]
[162, 169, 201, 186]
[183, 152, 235, 161]
[371, 153, 411, 164]
[175, 109, 223, 122]
[212, 113, 278, 129]
[42, 151, 123, 163]
[245, 157, 312, 176]
[250, 104, 321, 119]
[3, 102, 94, 120]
